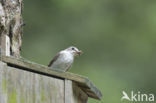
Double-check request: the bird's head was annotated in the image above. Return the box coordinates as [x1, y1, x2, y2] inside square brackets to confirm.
[66, 46, 82, 56]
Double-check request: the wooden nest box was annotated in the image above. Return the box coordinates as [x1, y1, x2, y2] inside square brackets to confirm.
[0, 35, 102, 103]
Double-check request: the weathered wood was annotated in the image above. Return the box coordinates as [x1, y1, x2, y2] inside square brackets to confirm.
[0, 61, 64, 103]
[0, 35, 10, 56]
[1, 55, 102, 100]
[65, 79, 88, 103]
[0, 0, 23, 58]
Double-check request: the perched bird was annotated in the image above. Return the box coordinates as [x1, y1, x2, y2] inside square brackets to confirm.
[48, 46, 82, 72]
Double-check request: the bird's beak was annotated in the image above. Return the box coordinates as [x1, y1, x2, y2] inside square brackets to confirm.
[76, 50, 82, 56]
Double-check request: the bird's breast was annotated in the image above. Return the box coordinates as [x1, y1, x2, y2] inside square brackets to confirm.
[51, 51, 74, 72]
[61, 52, 73, 63]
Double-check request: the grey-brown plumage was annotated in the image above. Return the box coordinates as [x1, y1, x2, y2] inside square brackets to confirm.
[48, 53, 60, 67]
[48, 46, 82, 72]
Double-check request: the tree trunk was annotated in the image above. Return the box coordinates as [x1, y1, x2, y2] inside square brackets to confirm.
[0, 0, 23, 58]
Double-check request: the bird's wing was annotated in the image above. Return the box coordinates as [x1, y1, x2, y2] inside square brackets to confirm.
[48, 53, 60, 67]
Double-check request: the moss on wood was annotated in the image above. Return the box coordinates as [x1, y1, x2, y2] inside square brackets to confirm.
[8, 89, 17, 103]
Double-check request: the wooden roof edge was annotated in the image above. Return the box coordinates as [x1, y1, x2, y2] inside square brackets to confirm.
[85, 79, 102, 100]
[1, 55, 102, 100]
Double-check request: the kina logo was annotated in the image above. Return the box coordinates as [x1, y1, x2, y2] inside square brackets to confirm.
[121, 91, 155, 102]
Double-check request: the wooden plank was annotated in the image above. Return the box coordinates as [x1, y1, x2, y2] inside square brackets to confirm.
[0, 35, 10, 56]
[65, 79, 88, 103]
[65, 80, 73, 103]
[1, 56, 102, 100]
[0, 62, 64, 103]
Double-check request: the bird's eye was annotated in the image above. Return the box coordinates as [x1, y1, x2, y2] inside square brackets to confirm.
[72, 47, 75, 50]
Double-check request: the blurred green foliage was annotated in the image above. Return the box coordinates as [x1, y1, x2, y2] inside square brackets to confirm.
[22, 0, 156, 102]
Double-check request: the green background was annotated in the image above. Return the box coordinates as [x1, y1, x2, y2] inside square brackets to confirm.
[22, 0, 156, 103]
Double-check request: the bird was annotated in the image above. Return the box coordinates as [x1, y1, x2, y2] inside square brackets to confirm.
[48, 46, 82, 72]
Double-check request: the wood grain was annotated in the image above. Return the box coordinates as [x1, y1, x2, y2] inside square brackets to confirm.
[65, 79, 88, 103]
[0, 35, 10, 56]
[1, 56, 102, 100]
[0, 62, 64, 103]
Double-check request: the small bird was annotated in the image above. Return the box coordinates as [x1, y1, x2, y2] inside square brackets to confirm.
[48, 46, 82, 72]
